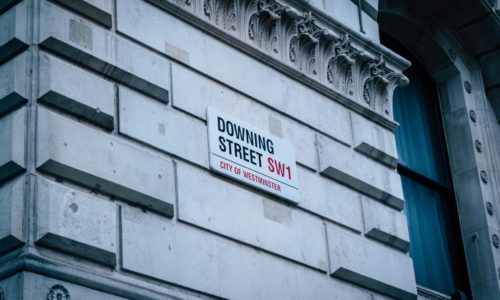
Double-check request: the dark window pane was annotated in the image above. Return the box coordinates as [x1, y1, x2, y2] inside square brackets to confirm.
[393, 64, 449, 185]
[402, 176, 456, 295]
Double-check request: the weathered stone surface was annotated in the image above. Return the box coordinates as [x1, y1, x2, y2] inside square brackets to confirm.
[326, 224, 417, 300]
[0, 273, 22, 300]
[351, 112, 398, 168]
[38, 51, 115, 130]
[297, 166, 363, 232]
[0, 176, 24, 254]
[171, 64, 318, 169]
[176, 162, 328, 271]
[472, 278, 500, 300]
[305, 0, 324, 10]
[0, 108, 26, 184]
[454, 168, 492, 235]
[119, 86, 208, 167]
[36, 176, 117, 266]
[439, 103, 488, 234]
[36, 108, 175, 217]
[121, 206, 220, 296]
[324, 0, 380, 41]
[121, 206, 393, 300]
[464, 226, 499, 286]
[48, 0, 113, 28]
[117, 0, 352, 145]
[39, 1, 170, 103]
[317, 134, 404, 210]
[0, 0, 28, 64]
[361, 197, 409, 251]
[0, 51, 28, 117]
[20, 272, 128, 300]
[324, 0, 360, 34]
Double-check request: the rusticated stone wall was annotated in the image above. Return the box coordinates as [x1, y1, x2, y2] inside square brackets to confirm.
[0, 0, 418, 299]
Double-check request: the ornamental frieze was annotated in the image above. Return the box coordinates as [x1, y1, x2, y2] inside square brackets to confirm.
[164, 0, 409, 123]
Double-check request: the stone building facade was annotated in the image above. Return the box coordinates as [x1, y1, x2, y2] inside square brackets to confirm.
[0, 0, 499, 299]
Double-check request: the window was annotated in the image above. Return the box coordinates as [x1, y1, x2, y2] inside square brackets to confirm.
[382, 34, 471, 298]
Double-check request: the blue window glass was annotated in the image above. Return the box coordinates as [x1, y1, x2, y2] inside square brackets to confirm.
[401, 176, 456, 295]
[387, 37, 470, 297]
[393, 70, 449, 185]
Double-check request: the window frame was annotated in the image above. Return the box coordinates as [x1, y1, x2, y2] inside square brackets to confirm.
[383, 32, 472, 298]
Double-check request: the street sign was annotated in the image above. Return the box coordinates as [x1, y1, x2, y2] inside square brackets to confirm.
[207, 107, 299, 203]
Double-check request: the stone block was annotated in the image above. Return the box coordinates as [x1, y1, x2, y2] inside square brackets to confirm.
[119, 86, 208, 167]
[306, 0, 324, 9]
[218, 237, 393, 300]
[121, 206, 220, 296]
[171, 64, 318, 169]
[38, 51, 115, 130]
[17, 272, 128, 300]
[471, 278, 500, 300]
[39, 1, 170, 103]
[0, 0, 28, 64]
[48, 0, 113, 28]
[117, 0, 352, 145]
[27, 273, 129, 299]
[176, 162, 328, 271]
[324, 0, 359, 35]
[442, 108, 476, 174]
[317, 134, 404, 210]
[323, 0, 379, 40]
[0, 108, 26, 184]
[361, 10, 380, 41]
[326, 224, 417, 300]
[361, 197, 409, 251]
[0, 273, 22, 300]
[0, 51, 28, 117]
[36, 176, 117, 266]
[454, 168, 489, 234]
[297, 166, 363, 232]
[121, 206, 390, 300]
[0, 176, 25, 254]
[464, 226, 499, 286]
[351, 112, 398, 168]
[36, 108, 175, 217]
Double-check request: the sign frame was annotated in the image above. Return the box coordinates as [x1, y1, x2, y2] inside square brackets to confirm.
[207, 107, 299, 203]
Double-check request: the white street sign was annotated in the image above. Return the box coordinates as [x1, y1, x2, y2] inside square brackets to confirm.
[207, 107, 299, 203]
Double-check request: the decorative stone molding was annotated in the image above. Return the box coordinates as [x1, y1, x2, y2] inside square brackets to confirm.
[475, 139, 482, 152]
[493, 234, 499, 249]
[203, 0, 238, 32]
[486, 202, 494, 215]
[325, 33, 358, 96]
[469, 110, 477, 123]
[287, 11, 320, 75]
[480, 170, 488, 184]
[155, 0, 409, 127]
[360, 55, 409, 116]
[464, 80, 472, 94]
[47, 285, 70, 300]
[246, 0, 282, 56]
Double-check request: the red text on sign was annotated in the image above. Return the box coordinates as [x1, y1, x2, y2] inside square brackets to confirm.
[220, 160, 233, 172]
[267, 157, 292, 180]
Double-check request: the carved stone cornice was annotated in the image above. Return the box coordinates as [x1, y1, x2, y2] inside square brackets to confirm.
[361, 55, 409, 117]
[150, 0, 410, 129]
[203, 0, 238, 31]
